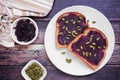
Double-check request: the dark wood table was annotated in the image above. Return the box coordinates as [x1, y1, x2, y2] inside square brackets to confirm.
[0, 0, 120, 80]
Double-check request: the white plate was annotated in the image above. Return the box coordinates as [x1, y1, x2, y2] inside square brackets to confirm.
[44, 5, 115, 76]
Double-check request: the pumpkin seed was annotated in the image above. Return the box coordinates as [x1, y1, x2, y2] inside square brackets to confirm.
[67, 31, 71, 34]
[79, 16, 83, 20]
[67, 35, 71, 37]
[71, 19, 74, 22]
[78, 29, 81, 31]
[87, 19, 89, 23]
[85, 42, 90, 45]
[66, 58, 72, 63]
[94, 54, 97, 57]
[65, 21, 69, 23]
[98, 46, 101, 49]
[77, 20, 81, 23]
[77, 26, 80, 29]
[86, 52, 89, 57]
[76, 49, 80, 51]
[72, 20, 76, 24]
[62, 26, 65, 29]
[64, 41, 66, 44]
[96, 37, 100, 41]
[90, 35, 93, 38]
[92, 42, 96, 45]
[61, 52, 65, 55]
[59, 32, 63, 35]
[72, 30, 78, 37]
[89, 52, 92, 56]
[80, 46, 83, 49]
[66, 37, 70, 39]
[62, 18, 65, 21]
[103, 46, 106, 49]
[83, 51, 86, 56]
[65, 27, 68, 31]
[92, 21, 96, 24]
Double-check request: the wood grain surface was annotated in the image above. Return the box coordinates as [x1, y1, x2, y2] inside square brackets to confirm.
[0, 0, 120, 80]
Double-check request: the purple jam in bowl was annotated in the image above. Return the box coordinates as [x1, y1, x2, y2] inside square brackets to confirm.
[14, 19, 36, 42]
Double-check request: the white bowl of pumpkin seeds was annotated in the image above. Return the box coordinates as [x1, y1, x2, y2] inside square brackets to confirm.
[21, 60, 47, 80]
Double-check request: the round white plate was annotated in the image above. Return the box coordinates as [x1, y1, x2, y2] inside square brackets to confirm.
[44, 5, 115, 76]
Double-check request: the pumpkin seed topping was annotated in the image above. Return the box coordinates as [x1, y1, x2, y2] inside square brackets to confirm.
[92, 42, 96, 45]
[67, 31, 71, 34]
[76, 49, 80, 51]
[78, 29, 81, 31]
[66, 36, 70, 39]
[86, 52, 89, 57]
[72, 20, 76, 24]
[59, 32, 63, 35]
[65, 21, 69, 23]
[72, 30, 78, 37]
[90, 45, 94, 48]
[62, 18, 65, 21]
[64, 41, 66, 44]
[94, 54, 97, 57]
[80, 46, 83, 49]
[79, 16, 83, 20]
[71, 19, 74, 22]
[103, 46, 106, 49]
[67, 35, 71, 37]
[83, 51, 86, 56]
[85, 42, 90, 45]
[77, 20, 81, 23]
[90, 45, 95, 50]
[62, 26, 65, 29]
[89, 52, 92, 56]
[65, 27, 68, 31]
[90, 35, 93, 38]
[77, 26, 80, 29]
[82, 51, 92, 57]
[97, 46, 101, 49]
[96, 37, 100, 41]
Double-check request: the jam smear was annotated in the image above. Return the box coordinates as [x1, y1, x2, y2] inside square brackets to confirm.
[15, 19, 35, 42]
[57, 12, 88, 45]
[71, 31, 106, 65]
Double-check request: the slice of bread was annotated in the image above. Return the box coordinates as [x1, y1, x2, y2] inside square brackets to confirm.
[56, 12, 89, 48]
[67, 28, 108, 70]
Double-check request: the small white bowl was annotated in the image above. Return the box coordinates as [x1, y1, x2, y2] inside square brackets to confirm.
[11, 17, 38, 45]
[21, 60, 47, 80]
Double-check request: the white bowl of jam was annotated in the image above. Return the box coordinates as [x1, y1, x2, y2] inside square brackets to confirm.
[21, 60, 47, 80]
[11, 17, 38, 45]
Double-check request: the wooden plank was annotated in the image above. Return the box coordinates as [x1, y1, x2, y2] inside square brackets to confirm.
[0, 65, 119, 80]
[0, 44, 119, 65]
[41, 0, 120, 19]
[0, 45, 52, 66]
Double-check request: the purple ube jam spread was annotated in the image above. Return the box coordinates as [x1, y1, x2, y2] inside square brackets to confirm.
[57, 13, 88, 45]
[15, 19, 35, 42]
[71, 31, 106, 65]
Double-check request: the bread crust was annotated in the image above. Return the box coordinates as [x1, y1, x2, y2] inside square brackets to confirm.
[67, 28, 108, 70]
[56, 12, 88, 48]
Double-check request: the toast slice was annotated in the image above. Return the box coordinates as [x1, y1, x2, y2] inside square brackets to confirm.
[56, 12, 89, 48]
[67, 28, 108, 70]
